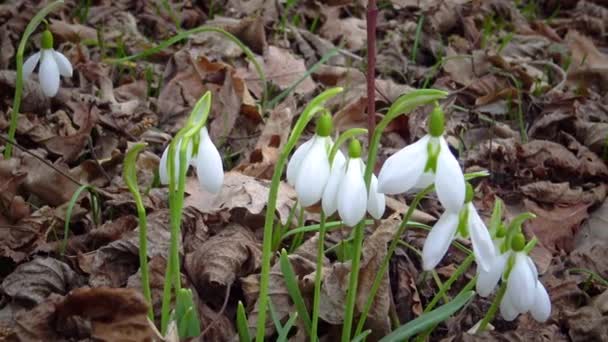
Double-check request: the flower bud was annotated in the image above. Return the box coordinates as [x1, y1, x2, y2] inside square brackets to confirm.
[511, 233, 526, 251]
[41, 30, 53, 50]
[428, 103, 445, 137]
[316, 113, 332, 137]
[348, 139, 362, 158]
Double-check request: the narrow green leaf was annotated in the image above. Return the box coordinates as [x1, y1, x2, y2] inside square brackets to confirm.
[236, 301, 251, 342]
[277, 312, 299, 342]
[62, 184, 95, 255]
[351, 329, 372, 342]
[279, 249, 312, 334]
[379, 291, 475, 342]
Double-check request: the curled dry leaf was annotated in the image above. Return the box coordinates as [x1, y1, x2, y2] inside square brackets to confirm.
[319, 218, 397, 337]
[54, 287, 155, 342]
[184, 171, 297, 225]
[0, 206, 56, 262]
[1, 257, 85, 306]
[243, 236, 321, 337]
[185, 223, 261, 304]
[521, 181, 605, 205]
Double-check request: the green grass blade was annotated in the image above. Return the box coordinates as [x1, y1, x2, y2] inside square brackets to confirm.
[379, 291, 475, 342]
[351, 330, 372, 342]
[277, 312, 299, 342]
[61, 184, 94, 255]
[236, 301, 251, 342]
[279, 249, 312, 335]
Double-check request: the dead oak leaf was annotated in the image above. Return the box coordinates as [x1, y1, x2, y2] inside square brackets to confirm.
[1, 257, 85, 306]
[524, 198, 591, 253]
[319, 7, 366, 51]
[185, 223, 261, 304]
[55, 287, 155, 342]
[261, 46, 316, 96]
[184, 171, 297, 225]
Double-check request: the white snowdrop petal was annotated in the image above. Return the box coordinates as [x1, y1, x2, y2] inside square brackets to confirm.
[322, 160, 344, 216]
[52, 50, 73, 77]
[337, 159, 367, 226]
[39, 50, 60, 96]
[23, 51, 41, 79]
[468, 203, 496, 272]
[286, 138, 314, 186]
[506, 253, 537, 313]
[530, 280, 551, 322]
[413, 171, 434, 190]
[159, 139, 192, 186]
[500, 289, 520, 322]
[377, 135, 430, 195]
[295, 138, 330, 206]
[525, 256, 539, 281]
[476, 253, 508, 297]
[422, 211, 459, 270]
[195, 128, 224, 193]
[435, 137, 466, 212]
[159, 145, 170, 185]
[367, 174, 385, 219]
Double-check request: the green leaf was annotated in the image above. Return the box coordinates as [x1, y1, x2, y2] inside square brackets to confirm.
[276, 312, 299, 342]
[236, 301, 251, 342]
[279, 249, 312, 335]
[379, 291, 475, 342]
[62, 184, 96, 255]
[351, 329, 372, 342]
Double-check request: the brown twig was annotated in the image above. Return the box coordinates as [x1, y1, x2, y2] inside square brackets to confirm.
[0, 134, 83, 187]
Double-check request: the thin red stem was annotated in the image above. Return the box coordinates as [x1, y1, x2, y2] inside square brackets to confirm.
[366, 0, 378, 143]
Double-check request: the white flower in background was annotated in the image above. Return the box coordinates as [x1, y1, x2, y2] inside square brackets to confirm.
[159, 126, 224, 194]
[377, 105, 465, 212]
[286, 114, 336, 207]
[23, 30, 72, 97]
[422, 183, 495, 271]
[322, 139, 385, 226]
[476, 233, 551, 323]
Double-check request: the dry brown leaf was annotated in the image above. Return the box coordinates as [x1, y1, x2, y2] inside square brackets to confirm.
[565, 30, 608, 92]
[520, 181, 600, 205]
[244, 235, 320, 337]
[55, 287, 155, 342]
[236, 97, 296, 179]
[320, 217, 400, 337]
[524, 198, 591, 253]
[320, 7, 366, 51]
[263, 46, 316, 95]
[185, 224, 261, 303]
[127, 255, 168, 322]
[0, 205, 55, 262]
[1, 258, 85, 306]
[184, 171, 297, 225]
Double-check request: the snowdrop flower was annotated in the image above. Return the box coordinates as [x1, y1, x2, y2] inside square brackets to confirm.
[477, 233, 551, 322]
[422, 183, 495, 271]
[322, 139, 385, 226]
[377, 105, 465, 212]
[159, 95, 223, 194]
[23, 30, 73, 97]
[286, 114, 337, 207]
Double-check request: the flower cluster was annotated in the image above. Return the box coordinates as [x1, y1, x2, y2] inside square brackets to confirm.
[287, 114, 385, 226]
[477, 229, 551, 322]
[24, 30, 72, 97]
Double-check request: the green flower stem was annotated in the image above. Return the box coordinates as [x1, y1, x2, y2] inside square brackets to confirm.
[161, 93, 212, 333]
[256, 87, 343, 342]
[342, 89, 448, 342]
[353, 186, 433, 337]
[328, 128, 367, 163]
[123, 143, 153, 320]
[424, 253, 475, 313]
[5, 0, 64, 159]
[477, 280, 507, 332]
[310, 212, 326, 341]
[107, 26, 267, 112]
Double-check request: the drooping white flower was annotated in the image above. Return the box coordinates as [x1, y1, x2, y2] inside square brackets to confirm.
[476, 232, 551, 323]
[158, 94, 223, 193]
[500, 252, 551, 322]
[286, 114, 339, 207]
[159, 127, 224, 194]
[321, 139, 385, 226]
[23, 30, 72, 97]
[422, 187, 495, 271]
[377, 106, 465, 212]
